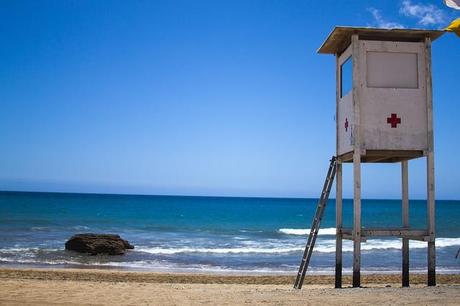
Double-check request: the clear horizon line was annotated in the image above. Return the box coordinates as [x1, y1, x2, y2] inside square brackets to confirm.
[0, 189, 458, 201]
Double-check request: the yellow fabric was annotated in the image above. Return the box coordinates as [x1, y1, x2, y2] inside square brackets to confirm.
[446, 18, 460, 37]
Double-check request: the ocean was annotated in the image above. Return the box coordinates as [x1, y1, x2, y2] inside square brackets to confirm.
[0, 191, 459, 274]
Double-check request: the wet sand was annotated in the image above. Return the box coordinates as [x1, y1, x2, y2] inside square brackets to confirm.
[1, 268, 459, 305]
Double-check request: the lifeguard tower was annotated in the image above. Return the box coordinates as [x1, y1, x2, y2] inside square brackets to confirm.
[294, 27, 444, 289]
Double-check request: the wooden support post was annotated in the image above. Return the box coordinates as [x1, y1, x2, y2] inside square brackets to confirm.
[425, 36, 436, 287]
[351, 34, 362, 288]
[427, 152, 436, 286]
[401, 160, 409, 287]
[334, 51, 342, 289]
[352, 152, 361, 288]
[335, 161, 342, 288]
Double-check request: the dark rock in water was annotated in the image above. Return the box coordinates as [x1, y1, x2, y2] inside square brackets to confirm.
[65, 233, 134, 255]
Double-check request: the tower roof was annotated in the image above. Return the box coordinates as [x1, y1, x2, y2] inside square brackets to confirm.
[318, 26, 444, 55]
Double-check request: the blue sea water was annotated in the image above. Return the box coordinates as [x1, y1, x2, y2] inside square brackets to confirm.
[0, 191, 459, 274]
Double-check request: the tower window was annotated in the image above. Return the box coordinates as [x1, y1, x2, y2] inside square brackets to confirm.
[340, 56, 352, 98]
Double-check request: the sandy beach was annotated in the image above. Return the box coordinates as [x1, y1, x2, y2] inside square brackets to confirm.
[0, 268, 459, 305]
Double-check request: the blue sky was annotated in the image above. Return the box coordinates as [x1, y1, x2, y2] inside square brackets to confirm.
[0, 0, 459, 199]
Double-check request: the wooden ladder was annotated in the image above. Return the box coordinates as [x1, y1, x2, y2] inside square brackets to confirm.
[294, 156, 337, 289]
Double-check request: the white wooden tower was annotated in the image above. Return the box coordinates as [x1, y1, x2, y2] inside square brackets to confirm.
[318, 27, 444, 288]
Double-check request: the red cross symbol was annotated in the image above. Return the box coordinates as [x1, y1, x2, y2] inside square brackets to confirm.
[344, 118, 349, 132]
[387, 113, 401, 128]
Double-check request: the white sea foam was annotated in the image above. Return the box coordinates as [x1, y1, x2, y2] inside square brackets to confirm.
[0, 247, 39, 252]
[433, 238, 460, 248]
[0, 257, 81, 265]
[31, 227, 49, 231]
[70, 225, 90, 230]
[136, 237, 460, 255]
[31, 225, 90, 231]
[279, 228, 337, 236]
[315, 237, 460, 253]
[1, 255, 458, 275]
[0, 247, 59, 253]
[1, 239, 459, 259]
[136, 246, 301, 255]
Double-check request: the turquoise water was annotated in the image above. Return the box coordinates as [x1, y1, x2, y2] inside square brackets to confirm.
[0, 191, 459, 274]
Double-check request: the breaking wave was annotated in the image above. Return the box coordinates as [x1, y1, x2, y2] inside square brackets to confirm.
[135, 237, 460, 255]
[136, 246, 300, 255]
[278, 228, 336, 236]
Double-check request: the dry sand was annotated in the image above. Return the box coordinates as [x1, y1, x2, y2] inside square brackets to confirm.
[0, 268, 459, 305]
